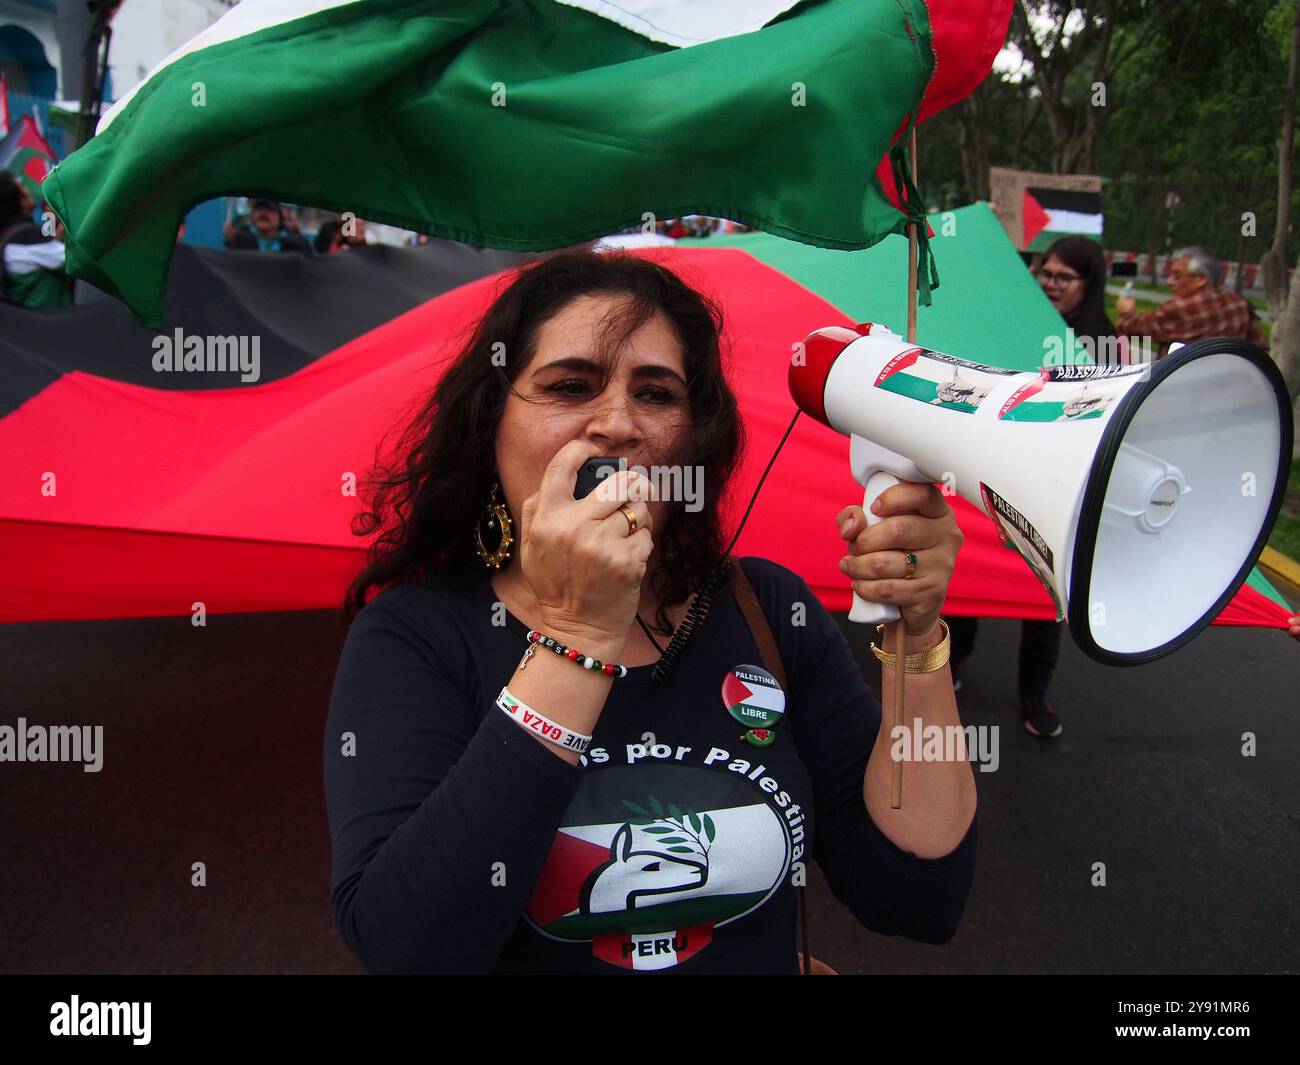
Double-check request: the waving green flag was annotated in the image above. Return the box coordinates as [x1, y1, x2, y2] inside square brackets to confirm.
[41, 0, 974, 328]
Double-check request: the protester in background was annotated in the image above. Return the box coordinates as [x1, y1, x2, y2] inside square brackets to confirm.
[943, 236, 1120, 739]
[0, 173, 74, 310]
[315, 214, 368, 254]
[1035, 235, 1126, 364]
[223, 198, 312, 255]
[1115, 245, 1267, 357]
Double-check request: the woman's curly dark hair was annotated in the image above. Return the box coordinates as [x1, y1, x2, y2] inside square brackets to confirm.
[341, 249, 745, 636]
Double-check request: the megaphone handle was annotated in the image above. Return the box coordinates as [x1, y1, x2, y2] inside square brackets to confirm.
[847, 471, 903, 625]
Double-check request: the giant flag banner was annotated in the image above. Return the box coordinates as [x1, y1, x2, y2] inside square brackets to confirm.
[1, 205, 1291, 628]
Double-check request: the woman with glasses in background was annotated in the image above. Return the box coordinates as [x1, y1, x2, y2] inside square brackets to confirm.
[1034, 236, 1127, 366]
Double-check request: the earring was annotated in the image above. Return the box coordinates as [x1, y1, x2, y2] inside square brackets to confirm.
[474, 480, 514, 569]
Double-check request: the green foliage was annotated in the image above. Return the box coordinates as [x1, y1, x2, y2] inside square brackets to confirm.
[919, 0, 1300, 267]
[1265, 458, 1300, 566]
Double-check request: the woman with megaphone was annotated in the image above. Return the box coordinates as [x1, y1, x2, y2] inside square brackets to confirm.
[323, 250, 976, 974]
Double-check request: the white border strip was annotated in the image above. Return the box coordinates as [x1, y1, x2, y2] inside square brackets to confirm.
[552, 0, 807, 48]
[1044, 208, 1104, 236]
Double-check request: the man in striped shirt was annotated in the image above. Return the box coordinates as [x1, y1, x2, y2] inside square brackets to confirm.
[1115, 245, 1267, 358]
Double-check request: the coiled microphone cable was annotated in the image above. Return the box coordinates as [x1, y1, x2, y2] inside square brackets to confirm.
[645, 408, 802, 685]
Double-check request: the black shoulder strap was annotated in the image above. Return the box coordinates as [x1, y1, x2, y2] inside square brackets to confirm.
[727, 558, 825, 975]
[727, 559, 788, 695]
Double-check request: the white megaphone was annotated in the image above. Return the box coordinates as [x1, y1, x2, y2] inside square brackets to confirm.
[789, 322, 1293, 665]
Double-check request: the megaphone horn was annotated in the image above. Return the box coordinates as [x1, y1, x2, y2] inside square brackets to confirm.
[789, 322, 1293, 666]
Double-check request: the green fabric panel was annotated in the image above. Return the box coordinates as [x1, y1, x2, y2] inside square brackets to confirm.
[1246, 566, 1294, 612]
[3, 265, 74, 310]
[682, 202, 1074, 370]
[43, 0, 933, 328]
[1029, 227, 1103, 253]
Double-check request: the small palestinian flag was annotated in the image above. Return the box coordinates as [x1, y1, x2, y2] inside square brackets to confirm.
[1, 114, 58, 202]
[721, 665, 785, 729]
[873, 347, 1011, 413]
[1023, 187, 1103, 251]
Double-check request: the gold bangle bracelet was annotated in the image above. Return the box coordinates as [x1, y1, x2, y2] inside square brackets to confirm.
[869, 619, 951, 674]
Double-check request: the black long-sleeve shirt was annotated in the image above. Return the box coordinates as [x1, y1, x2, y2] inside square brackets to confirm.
[324, 556, 977, 973]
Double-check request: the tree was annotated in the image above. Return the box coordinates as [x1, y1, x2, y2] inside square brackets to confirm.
[1269, 264, 1300, 400]
[1008, 1, 1168, 173]
[1260, 2, 1300, 318]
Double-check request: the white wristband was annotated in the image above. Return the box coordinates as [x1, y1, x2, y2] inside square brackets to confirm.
[496, 685, 592, 754]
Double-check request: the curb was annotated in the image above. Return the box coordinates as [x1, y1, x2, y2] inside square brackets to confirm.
[1258, 546, 1300, 611]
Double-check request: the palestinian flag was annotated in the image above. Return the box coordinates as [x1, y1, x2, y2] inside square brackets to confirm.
[1, 114, 58, 202]
[1023, 186, 1104, 251]
[998, 364, 1140, 422]
[721, 666, 786, 728]
[42, 0, 1013, 328]
[524, 764, 791, 970]
[872, 345, 1017, 413]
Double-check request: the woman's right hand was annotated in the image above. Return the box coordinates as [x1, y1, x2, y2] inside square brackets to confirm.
[518, 440, 656, 649]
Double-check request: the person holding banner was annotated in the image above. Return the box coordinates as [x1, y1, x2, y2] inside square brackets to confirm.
[0, 172, 73, 310]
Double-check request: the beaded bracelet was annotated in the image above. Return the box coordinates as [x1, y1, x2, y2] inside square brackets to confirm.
[523, 629, 629, 678]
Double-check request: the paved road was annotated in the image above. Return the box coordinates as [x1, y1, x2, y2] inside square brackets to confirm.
[1, 590, 1296, 974]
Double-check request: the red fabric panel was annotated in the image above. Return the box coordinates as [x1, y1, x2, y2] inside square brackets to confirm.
[874, 0, 1014, 218]
[0, 518, 360, 622]
[918, 0, 1016, 124]
[0, 246, 1288, 633]
[1022, 189, 1050, 248]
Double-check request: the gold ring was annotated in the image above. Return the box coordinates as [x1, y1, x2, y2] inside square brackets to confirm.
[903, 550, 918, 579]
[619, 504, 639, 534]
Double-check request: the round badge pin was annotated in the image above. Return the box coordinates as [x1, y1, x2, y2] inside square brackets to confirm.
[722, 664, 786, 731]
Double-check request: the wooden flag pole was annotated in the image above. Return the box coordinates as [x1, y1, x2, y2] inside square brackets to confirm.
[890, 124, 920, 810]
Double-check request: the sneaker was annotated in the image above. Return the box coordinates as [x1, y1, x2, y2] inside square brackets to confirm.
[1020, 691, 1062, 737]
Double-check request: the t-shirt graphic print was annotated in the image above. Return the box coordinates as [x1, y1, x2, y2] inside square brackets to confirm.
[524, 761, 801, 970]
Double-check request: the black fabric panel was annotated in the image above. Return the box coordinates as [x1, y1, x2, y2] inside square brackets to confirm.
[0, 238, 544, 417]
[1026, 187, 1102, 216]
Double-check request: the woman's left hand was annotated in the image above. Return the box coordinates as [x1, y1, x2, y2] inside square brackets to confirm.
[837, 482, 963, 640]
